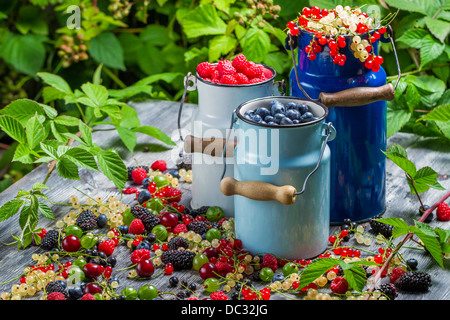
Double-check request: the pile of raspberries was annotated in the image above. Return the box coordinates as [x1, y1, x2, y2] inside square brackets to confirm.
[196, 54, 273, 85]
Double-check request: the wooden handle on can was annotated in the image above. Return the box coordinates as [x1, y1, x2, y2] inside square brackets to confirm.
[319, 83, 395, 108]
[184, 135, 236, 157]
[220, 177, 297, 205]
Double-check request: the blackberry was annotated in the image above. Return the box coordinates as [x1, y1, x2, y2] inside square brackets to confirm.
[190, 206, 210, 218]
[187, 221, 210, 235]
[141, 213, 161, 231]
[395, 271, 432, 292]
[127, 166, 149, 180]
[377, 283, 397, 300]
[161, 250, 196, 270]
[45, 281, 67, 295]
[168, 236, 189, 250]
[76, 210, 98, 231]
[368, 218, 393, 238]
[41, 230, 60, 251]
[131, 205, 152, 220]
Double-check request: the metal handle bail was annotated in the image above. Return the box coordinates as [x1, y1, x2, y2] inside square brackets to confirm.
[177, 72, 197, 142]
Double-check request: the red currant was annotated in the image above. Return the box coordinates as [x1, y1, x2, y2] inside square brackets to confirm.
[165, 263, 174, 275]
[302, 7, 311, 17]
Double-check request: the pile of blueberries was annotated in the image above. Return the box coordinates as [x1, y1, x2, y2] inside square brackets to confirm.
[243, 99, 318, 126]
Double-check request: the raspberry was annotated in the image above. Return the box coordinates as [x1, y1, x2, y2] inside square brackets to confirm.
[80, 293, 96, 300]
[436, 202, 450, 221]
[196, 62, 215, 79]
[244, 61, 263, 79]
[215, 262, 233, 277]
[211, 69, 220, 81]
[330, 276, 349, 294]
[167, 188, 182, 202]
[262, 67, 273, 79]
[220, 74, 238, 85]
[97, 239, 116, 256]
[131, 248, 151, 264]
[234, 73, 249, 84]
[123, 187, 138, 194]
[217, 60, 236, 78]
[249, 77, 263, 84]
[151, 160, 167, 172]
[232, 54, 248, 73]
[210, 291, 228, 300]
[172, 223, 188, 234]
[131, 167, 147, 185]
[390, 267, 405, 283]
[47, 292, 66, 300]
[260, 254, 277, 272]
[129, 219, 146, 235]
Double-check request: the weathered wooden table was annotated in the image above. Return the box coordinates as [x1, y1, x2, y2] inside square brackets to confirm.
[1, 100, 449, 302]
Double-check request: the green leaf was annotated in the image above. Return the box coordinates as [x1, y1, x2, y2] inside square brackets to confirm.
[79, 122, 93, 146]
[1, 33, 46, 75]
[208, 34, 237, 62]
[93, 64, 103, 85]
[180, 5, 227, 38]
[38, 202, 54, 220]
[409, 166, 445, 194]
[424, 17, 450, 42]
[56, 157, 80, 180]
[133, 126, 176, 146]
[135, 73, 183, 86]
[383, 146, 417, 177]
[241, 27, 271, 62]
[0, 115, 27, 144]
[80, 83, 109, 107]
[386, 102, 412, 137]
[140, 25, 171, 46]
[37, 72, 73, 95]
[137, 42, 166, 76]
[419, 104, 450, 122]
[89, 32, 125, 71]
[97, 150, 127, 190]
[375, 217, 410, 238]
[16, 6, 48, 35]
[12, 144, 34, 164]
[419, 35, 445, 68]
[40, 141, 58, 159]
[383, 0, 429, 15]
[64, 147, 98, 171]
[0, 99, 45, 126]
[26, 115, 46, 149]
[299, 258, 340, 289]
[120, 106, 140, 128]
[0, 199, 24, 222]
[410, 224, 444, 268]
[54, 115, 80, 126]
[117, 127, 137, 153]
[32, 183, 50, 190]
[397, 28, 429, 49]
[341, 263, 367, 292]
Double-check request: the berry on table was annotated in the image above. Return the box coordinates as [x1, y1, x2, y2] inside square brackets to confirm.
[330, 276, 348, 294]
[131, 167, 148, 185]
[436, 202, 450, 221]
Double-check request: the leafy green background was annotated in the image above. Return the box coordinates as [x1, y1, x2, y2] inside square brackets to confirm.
[0, 0, 449, 191]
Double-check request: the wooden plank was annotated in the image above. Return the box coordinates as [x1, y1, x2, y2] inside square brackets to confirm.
[0, 100, 449, 301]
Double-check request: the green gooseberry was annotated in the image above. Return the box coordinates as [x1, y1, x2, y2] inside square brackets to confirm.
[138, 284, 158, 300]
[259, 267, 275, 282]
[205, 228, 221, 242]
[121, 286, 138, 300]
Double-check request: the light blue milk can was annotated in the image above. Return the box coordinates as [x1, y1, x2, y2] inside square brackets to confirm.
[220, 97, 336, 259]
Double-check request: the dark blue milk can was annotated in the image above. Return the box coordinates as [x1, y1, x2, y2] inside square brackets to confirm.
[288, 27, 400, 224]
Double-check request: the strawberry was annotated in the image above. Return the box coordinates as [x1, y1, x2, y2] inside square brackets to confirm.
[330, 276, 349, 294]
[131, 167, 147, 185]
[232, 54, 248, 73]
[196, 62, 215, 79]
[151, 160, 167, 172]
[131, 248, 151, 264]
[172, 223, 188, 234]
[97, 239, 116, 256]
[260, 254, 278, 272]
[128, 219, 146, 235]
[436, 202, 450, 221]
[220, 74, 238, 85]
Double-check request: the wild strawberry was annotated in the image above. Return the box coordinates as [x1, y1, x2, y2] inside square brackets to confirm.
[330, 276, 349, 294]
[231, 54, 248, 73]
[123, 187, 138, 194]
[196, 62, 215, 79]
[436, 202, 450, 221]
[131, 248, 151, 264]
[220, 74, 238, 85]
[97, 239, 116, 256]
[128, 219, 146, 235]
[131, 167, 147, 185]
[260, 254, 277, 272]
[151, 160, 167, 172]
